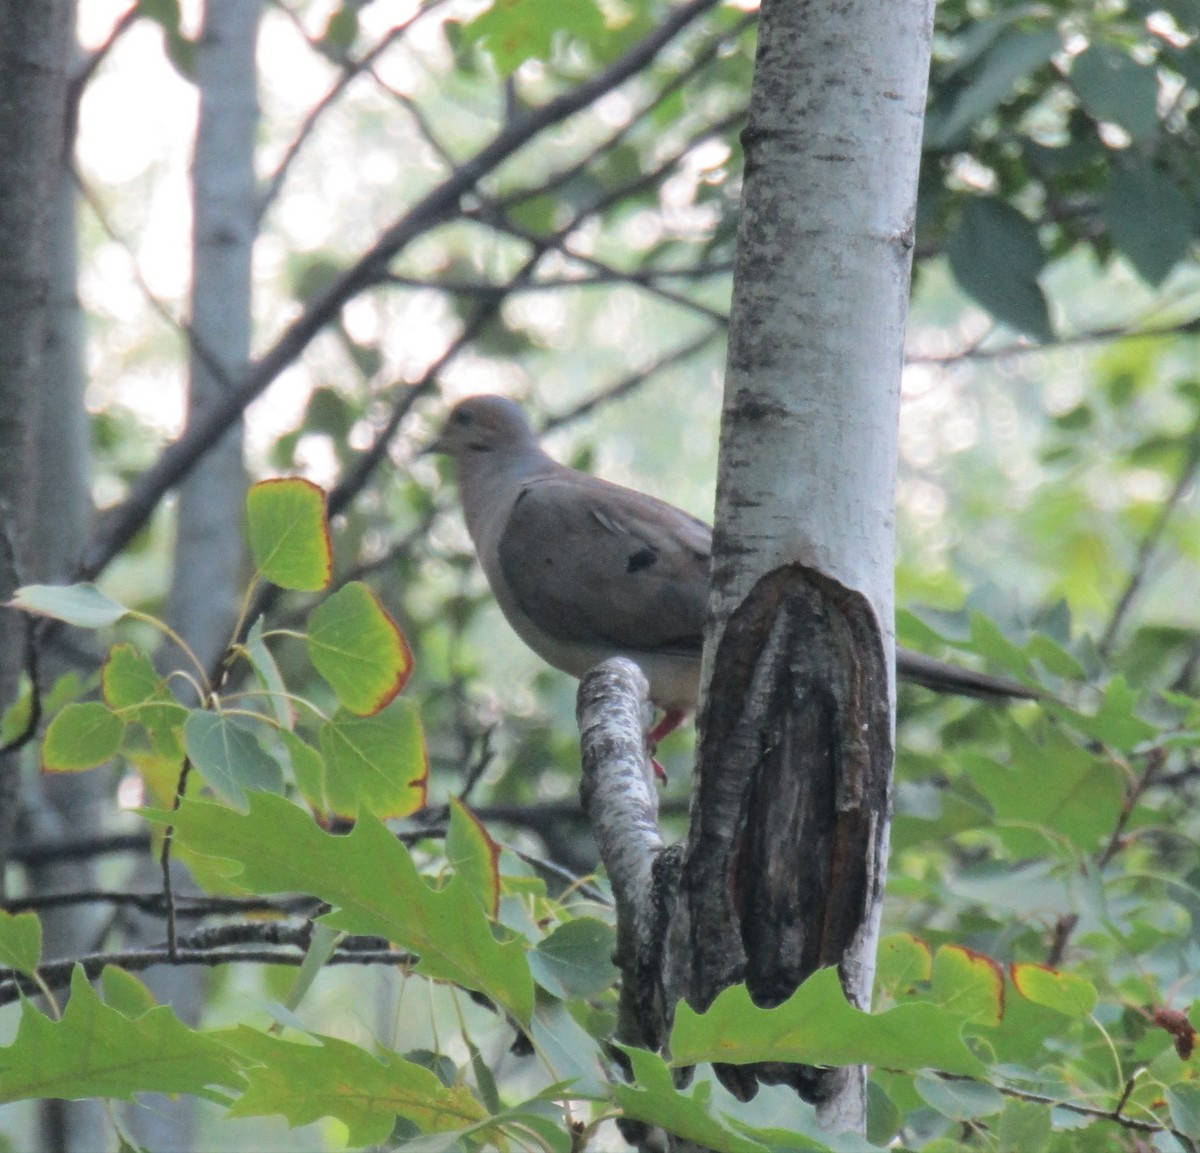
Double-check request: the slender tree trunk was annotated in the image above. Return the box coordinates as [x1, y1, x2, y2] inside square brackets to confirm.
[0, 4, 102, 1150]
[690, 0, 934, 1130]
[25, 48, 113, 1153]
[0, 0, 76, 888]
[579, 1, 934, 1146]
[125, 4, 262, 1148]
[163, 0, 260, 676]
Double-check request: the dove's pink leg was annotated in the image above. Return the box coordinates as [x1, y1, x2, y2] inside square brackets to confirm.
[647, 708, 689, 782]
[648, 707, 688, 746]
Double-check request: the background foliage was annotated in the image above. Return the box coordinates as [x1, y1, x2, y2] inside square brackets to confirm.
[5, 0, 1200, 1149]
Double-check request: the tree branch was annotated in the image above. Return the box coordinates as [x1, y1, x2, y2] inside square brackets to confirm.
[76, 0, 723, 582]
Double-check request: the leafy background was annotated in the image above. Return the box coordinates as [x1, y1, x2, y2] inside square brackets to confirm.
[4, 0, 1200, 1149]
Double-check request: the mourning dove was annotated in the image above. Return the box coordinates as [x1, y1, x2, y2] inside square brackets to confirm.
[429, 394, 1034, 745]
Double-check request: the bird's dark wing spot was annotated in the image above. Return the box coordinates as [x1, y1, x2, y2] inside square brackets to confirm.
[627, 546, 658, 574]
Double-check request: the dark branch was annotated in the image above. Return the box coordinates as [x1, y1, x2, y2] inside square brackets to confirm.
[76, 0, 723, 582]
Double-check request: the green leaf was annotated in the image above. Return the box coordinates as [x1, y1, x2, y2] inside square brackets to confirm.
[318, 698, 427, 819]
[948, 198, 1052, 341]
[143, 794, 536, 1024]
[9, 583, 129, 629]
[932, 945, 1004, 1026]
[243, 617, 292, 729]
[529, 1002, 609, 1099]
[1027, 633, 1084, 679]
[0, 676, 34, 748]
[1052, 676, 1157, 752]
[927, 28, 1060, 148]
[1010, 963, 1097, 1018]
[246, 478, 332, 592]
[0, 676, 34, 745]
[1072, 43, 1159, 140]
[530, 918, 618, 1000]
[224, 1029, 487, 1144]
[0, 911, 42, 976]
[1168, 1084, 1200, 1139]
[616, 1049, 873, 1152]
[100, 967, 158, 1017]
[42, 703, 125, 772]
[671, 969, 987, 1076]
[279, 922, 340, 1020]
[1104, 163, 1195, 286]
[914, 1072, 1004, 1121]
[0, 967, 242, 1104]
[102, 643, 187, 733]
[445, 800, 500, 916]
[183, 711, 285, 807]
[277, 728, 325, 810]
[876, 933, 932, 1000]
[321, 3, 358, 52]
[460, 0, 607, 76]
[966, 717, 1125, 850]
[997, 1098, 1052, 1152]
[308, 582, 413, 715]
[968, 613, 1033, 677]
[613, 1049, 774, 1153]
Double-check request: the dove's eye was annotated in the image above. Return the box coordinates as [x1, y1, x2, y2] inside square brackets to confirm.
[452, 410, 473, 426]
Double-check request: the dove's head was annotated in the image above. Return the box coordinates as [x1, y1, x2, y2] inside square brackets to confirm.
[427, 395, 540, 462]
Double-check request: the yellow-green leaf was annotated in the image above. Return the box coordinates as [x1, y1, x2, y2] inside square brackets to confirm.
[318, 699, 427, 819]
[1010, 963, 1097, 1018]
[446, 800, 500, 917]
[246, 478, 332, 592]
[0, 910, 42, 977]
[307, 582, 413, 716]
[42, 702, 124, 772]
[102, 643, 187, 733]
[932, 945, 1005, 1026]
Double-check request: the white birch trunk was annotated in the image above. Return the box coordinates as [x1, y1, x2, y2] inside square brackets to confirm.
[702, 0, 934, 702]
[691, 0, 933, 1132]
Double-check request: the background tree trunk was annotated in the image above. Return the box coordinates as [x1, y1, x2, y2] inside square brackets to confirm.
[0, 4, 105, 1149]
[25, 40, 112, 1153]
[0, 0, 76, 885]
[125, 4, 262, 1148]
[164, 0, 260, 676]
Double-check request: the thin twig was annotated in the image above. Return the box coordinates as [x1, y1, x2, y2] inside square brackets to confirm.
[378, 263, 732, 295]
[160, 757, 194, 960]
[258, 1, 454, 218]
[2, 889, 317, 916]
[73, 169, 234, 392]
[1099, 428, 1200, 657]
[906, 313, 1200, 366]
[0, 932, 411, 1008]
[544, 327, 725, 432]
[66, 2, 141, 143]
[490, 9, 756, 215]
[76, 0, 723, 583]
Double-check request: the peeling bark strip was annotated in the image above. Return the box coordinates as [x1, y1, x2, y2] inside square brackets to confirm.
[681, 564, 892, 1101]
